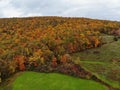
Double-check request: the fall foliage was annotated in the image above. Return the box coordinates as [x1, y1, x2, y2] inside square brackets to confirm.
[0, 16, 120, 82]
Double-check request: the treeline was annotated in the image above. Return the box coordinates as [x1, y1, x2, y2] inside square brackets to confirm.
[0, 17, 120, 82]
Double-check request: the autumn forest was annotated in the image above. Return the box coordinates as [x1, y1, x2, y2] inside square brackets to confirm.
[0, 17, 120, 90]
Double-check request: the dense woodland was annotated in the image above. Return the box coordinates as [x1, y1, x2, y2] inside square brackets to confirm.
[0, 17, 120, 83]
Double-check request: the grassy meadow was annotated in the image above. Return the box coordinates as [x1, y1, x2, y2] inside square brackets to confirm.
[72, 35, 120, 89]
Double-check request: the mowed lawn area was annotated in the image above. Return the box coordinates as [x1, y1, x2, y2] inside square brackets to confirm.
[12, 72, 108, 90]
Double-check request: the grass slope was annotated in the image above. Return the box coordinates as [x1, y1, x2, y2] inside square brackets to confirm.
[72, 35, 120, 89]
[12, 72, 107, 90]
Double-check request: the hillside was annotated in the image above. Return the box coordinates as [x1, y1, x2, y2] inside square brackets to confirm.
[72, 34, 120, 89]
[0, 17, 120, 90]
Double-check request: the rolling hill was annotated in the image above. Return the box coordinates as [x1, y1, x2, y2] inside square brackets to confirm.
[0, 16, 120, 90]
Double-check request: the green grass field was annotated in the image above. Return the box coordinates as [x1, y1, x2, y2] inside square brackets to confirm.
[12, 72, 108, 90]
[72, 35, 120, 89]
